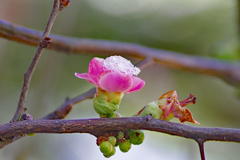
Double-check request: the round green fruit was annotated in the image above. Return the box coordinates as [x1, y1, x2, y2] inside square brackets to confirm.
[104, 146, 116, 158]
[108, 136, 117, 146]
[117, 131, 124, 139]
[128, 130, 144, 145]
[119, 140, 131, 153]
[100, 141, 113, 155]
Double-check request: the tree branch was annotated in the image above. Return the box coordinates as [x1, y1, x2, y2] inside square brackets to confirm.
[0, 87, 95, 148]
[10, 0, 62, 122]
[0, 117, 240, 143]
[41, 87, 96, 120]
[197, 140, 205, 160]
[0, 20, 240, 87]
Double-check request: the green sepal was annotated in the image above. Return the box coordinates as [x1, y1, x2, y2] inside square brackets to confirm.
[93, 88, 124, 116]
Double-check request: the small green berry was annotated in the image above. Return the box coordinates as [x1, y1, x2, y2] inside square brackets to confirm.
[117, 131, 124, 139]
[100, 141, 113, 155]
[119, 140, 131, 153]
[104, 146, 116, 158]
[128, 130, 144, 145]
[108, 136, 117, 146]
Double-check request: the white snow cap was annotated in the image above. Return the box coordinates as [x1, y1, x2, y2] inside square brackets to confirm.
[103, 56, 140, 76]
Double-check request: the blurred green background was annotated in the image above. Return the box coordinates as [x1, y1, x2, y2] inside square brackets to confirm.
[0, 0, 240, 160]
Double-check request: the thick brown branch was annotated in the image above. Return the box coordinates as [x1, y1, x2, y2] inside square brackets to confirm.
[0, 87, 95, 148]
[0, 20, 240, 86]
[0, 117, 240, 143]
[0, 117, 240, 142]
[11, 0, 61, 122]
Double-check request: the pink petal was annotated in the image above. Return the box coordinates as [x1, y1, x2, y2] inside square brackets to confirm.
[125, 76, 145, 94]
[99, 72, 133, 93]
[75, 72, 99, 87]
[88, 57, 104, 84]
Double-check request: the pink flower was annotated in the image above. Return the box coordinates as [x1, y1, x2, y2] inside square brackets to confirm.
[75, 56, 145, 94]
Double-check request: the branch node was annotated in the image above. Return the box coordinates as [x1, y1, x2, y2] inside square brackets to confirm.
[59, 0, 70, 10]
[145, 114, 153, 122]
[40, 37, 51, 48]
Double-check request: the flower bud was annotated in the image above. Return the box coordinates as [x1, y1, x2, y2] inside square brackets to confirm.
[117, 131, 124, 139]
[93, 88, 123, 116]
[100, 141, 113, 155]
[108, 136, 117, 146]
[104, 146, 116, 158]
[19, 113, 34, 121]
[119, 140, 131, 153]
[128, 130, 144, 145]
[134, 101, 163, 119]
[19, 113, 35, 136]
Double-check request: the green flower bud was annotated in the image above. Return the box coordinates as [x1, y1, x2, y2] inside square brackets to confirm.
[117, 131, 124, 139]
[119, 140, 131, 153]
[93, 88, 124, 116]
[104, 146, 116, 158]
[108, 136, 117, 146]
[128, 130, 144, 145]
[134, 101, 163, 119]
[100, 141, 113, 155]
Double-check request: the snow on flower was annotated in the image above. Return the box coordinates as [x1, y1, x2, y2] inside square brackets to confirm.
[75, 56, 145, 94]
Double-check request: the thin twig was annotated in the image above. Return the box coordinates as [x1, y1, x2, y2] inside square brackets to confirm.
[197, 140, 206, 160]
[0, 56, 146, 148]
[135, 56, 154, 70]
[41, 87, 96, 120]
[0, 117, 240, 143]
[10, 0, 61, 122]
[0, 20, 240, 87]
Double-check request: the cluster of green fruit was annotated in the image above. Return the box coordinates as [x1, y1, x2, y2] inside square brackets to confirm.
[97, 130, 144, 158]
